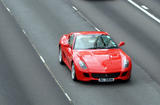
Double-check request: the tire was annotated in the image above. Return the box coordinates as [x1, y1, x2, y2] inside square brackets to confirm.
[71, 63, 77, 81]
[59, 48, 64, 64]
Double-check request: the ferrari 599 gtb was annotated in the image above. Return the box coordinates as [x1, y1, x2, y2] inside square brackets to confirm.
[59, 31, 132, 82]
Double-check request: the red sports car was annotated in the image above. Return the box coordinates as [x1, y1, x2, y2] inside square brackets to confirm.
[59, 31, 132, 82]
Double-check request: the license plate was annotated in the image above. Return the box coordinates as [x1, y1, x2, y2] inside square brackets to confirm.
[98, 78, 115, 82]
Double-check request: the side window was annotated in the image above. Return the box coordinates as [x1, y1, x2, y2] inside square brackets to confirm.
[102, 36, 110, 45]
[69, 34, 74, 46]
[96, 37, 105, 48]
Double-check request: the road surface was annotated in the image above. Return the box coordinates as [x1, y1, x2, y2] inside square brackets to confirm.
[0, 1, 72, 105]
[1, 0, 160, 105]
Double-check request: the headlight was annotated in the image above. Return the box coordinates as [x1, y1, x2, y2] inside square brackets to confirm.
[79, 60, 87, 69]
[123, 58, 129, 68]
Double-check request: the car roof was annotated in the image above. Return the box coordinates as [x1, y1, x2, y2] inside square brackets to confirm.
[71, 31, 109, 36]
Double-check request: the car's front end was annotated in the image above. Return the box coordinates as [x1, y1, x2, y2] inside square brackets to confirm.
[73, 49, 132, 82]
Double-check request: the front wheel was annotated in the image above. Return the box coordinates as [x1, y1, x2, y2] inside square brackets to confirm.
[71, 63, 77, 81]
[59, 48, 64, 64]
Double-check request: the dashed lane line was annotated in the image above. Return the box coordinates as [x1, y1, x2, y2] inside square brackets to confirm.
[1, 0, 73, 104]
[128, 0, 160, 24]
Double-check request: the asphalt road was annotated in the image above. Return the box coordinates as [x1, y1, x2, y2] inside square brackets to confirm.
[1, 0, 160, 105]
[133, 0, 160, 18]
[0, 1, 72, 105]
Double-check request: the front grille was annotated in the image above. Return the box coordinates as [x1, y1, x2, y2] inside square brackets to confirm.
[83, 73, 90, 77]
[92, 73, 120, 78]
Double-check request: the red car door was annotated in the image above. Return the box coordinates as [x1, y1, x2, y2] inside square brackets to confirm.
[63, 34, 74, 68]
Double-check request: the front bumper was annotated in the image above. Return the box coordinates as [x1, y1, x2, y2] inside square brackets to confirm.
[75, 66, 131, 82]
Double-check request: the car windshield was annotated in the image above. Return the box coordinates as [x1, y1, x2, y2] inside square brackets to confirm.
[74, 34, 118, 50]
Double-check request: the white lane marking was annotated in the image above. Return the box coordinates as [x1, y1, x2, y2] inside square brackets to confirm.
[65, 93, 72, 102]
[22, 29, 26, 34]
[31, 45, 66, 94]
[31, 45, 73, 103]
[27, 42, 73, 103]
[72, 5, 102, 32]
[72, 6, 78, 11]
[40, 56, 45, 63]
[6, 7, 11, 12]
[1, 0, 73, 104]
[94, 27, 101, 31]
[128, 0, 160, 24]
[1, 0, 12, 15]
[141, 5, 149, 10]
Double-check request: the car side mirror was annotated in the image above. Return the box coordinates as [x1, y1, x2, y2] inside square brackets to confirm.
[118, 41, 125, 47]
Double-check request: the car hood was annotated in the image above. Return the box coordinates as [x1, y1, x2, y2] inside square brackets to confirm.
[74, 49, 124, 73]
